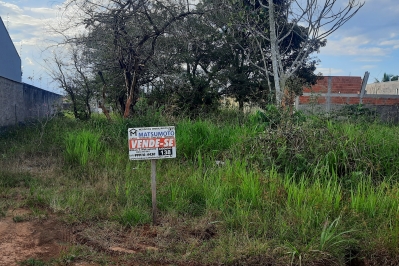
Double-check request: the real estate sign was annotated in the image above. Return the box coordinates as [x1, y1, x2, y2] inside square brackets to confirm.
[128, 126, 176, 160]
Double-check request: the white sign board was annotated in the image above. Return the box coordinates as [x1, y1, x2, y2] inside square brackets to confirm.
[128, 126, 176, 160]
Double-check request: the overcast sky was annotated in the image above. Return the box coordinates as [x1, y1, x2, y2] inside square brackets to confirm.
[0, 0, 398, 94]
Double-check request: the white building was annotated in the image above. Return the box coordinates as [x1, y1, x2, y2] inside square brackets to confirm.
[0, 16, 21, 82]
[366, 80, 399, 95]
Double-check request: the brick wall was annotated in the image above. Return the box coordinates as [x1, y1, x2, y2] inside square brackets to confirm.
[300, 76, 363, 106]
[298, 76, 399, 108]
[297, 76, 399, 122]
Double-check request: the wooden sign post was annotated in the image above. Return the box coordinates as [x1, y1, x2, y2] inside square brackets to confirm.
[128, 127, 176, 225]
[151, 159, 157, 224]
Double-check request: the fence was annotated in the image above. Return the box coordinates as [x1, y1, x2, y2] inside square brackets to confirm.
[296, 73, 399, 123]
[0, 76, 62, 127]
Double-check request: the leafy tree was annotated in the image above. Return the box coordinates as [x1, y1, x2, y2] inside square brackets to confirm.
[146, 1, 271, 112]
[147, 0, 322, 112]
[48, 0, 352, 118]
[375, 73, 399, 82]
[383, 73, 392, 82]
[172, 15, 224, 114]
[382, 73, 398, 82]
[52, 0, 202, 118]
[231, 0, 364, 105]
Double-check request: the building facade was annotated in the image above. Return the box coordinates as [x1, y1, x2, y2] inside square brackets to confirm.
[366, 80, 399, 95]
[0, 16, 21, 82]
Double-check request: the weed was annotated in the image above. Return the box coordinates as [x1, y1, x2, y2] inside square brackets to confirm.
[285, 241, 313, 266]
[115, 207, 151, 226]
[64, 130, 102, 166]
[13, 215, 26, 223]
[318, 217, 356, 256]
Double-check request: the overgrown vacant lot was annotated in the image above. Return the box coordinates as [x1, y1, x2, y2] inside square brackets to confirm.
[2, 110, 399, 265]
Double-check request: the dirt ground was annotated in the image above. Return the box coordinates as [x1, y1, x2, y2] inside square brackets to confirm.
[0, 208, 73, 265]
[1, 209, 56, 265]
[0, 207, 170, 266]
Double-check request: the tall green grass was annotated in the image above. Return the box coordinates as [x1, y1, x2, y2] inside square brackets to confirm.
[3, 110, 399, 264]
[64, 130, 103, 166]
[176, 119, 255, 160]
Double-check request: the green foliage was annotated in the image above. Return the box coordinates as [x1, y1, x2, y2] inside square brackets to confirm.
[318, 217, 355, 253]
[51, 0, 326, 118]
[4, 109, 399, 264]
[174, 79, 221, 117]
[64, 130, 103, 166]
[176, 119, 249, 160]
[383, 73, 394, 82]
[376, 73, 399, 82]
[115, 206, 151, 226]
[336, 104, 376, 122]
[239, 116, 399, 182]
[350, 177, 399, 219]
[13, 215, 26, 223]
[248, 106, 306, 128]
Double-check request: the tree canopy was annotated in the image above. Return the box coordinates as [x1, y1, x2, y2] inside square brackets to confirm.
[49, 0, 363, 119]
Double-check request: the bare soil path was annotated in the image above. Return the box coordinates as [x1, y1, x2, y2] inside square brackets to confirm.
[0, 207, 166, 265]
[0, 208, 69, 265]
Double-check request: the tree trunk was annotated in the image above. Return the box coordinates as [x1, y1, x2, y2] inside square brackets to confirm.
[118, 96, 126, 116]
[98, 72, 112, 122]
[70, 93, 79, 119]
[268, 0, 282, 106]
[123, 68, 138, 118]
[99, 101, 112, 122]
[239, 100, 244, 111]
[85, 95, 91, 119]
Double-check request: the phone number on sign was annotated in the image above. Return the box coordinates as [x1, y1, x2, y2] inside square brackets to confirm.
[133, 152, 157, 157]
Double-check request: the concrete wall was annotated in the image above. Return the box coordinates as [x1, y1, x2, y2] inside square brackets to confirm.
[366, 80, 399, 95]
[367, 105, 399, 124]
[0, 76, 61, 127]
[0, 17, 21, 82]
[297, 76, 399, 122]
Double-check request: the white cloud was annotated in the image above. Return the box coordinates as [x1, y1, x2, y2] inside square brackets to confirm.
[24, 7, 59, 16]
[379, 40, 399, 49]
[0, 1, 23, 14]
[379, 40, 399, 45]
[0, 1, 63, 53]
[320, 35, 389, 56]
